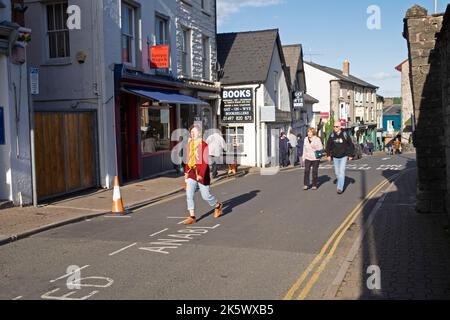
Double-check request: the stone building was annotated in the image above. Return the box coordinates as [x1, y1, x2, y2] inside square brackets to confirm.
[403, 4, 450, 214]
[395, 59, 414, 144]
[304, 60, 380, 144]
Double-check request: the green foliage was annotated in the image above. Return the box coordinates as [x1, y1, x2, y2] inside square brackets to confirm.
[324, 112, 335, 145]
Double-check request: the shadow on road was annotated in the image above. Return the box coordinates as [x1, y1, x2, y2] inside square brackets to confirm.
[197, 190, 261, 222]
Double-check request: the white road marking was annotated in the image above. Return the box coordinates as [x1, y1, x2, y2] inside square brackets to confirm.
[109, 243, 138, 256]
[50, 265, 90, 283]
[12, 296, 23, 300]
[150, 228, 169, 237]
[103, 215, 131, 218]
[41, 288, 99, 301]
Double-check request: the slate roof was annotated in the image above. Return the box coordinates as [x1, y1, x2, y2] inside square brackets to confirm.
[384, 105, 402, 116]
[304, 61, 378, 89]
[217, 29, 282, 85]
[282, 44, 303, 87]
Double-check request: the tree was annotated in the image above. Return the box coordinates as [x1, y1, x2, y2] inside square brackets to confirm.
[324, 112, 335, 145]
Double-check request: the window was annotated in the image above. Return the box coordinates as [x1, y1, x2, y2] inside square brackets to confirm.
[201, 0, 208, 11]
[141, 103, 171, 154]
[366, 91, 370, 102]
[155, 15, 169, 45]
[202, 36, 210, 80]
[224, 127, 245, 154]
[121, 3, 135, 65]
[340, 89, 343, 98]
[181, 28, 191, 76]
[46, 2, 70, 59]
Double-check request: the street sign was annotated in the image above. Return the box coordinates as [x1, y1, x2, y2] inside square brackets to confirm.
[0, 107, 5, 145]
[320, 112, 330, 119]
[221, 88, 254, 123]
[30, 68, 39, 95]
[293, 91, 304, 109]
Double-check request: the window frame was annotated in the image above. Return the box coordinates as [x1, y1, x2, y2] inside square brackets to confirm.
[201, 35, 210, 80]
[45, 2, 71, 61]
[121, 2, 136, 67]
[181, 27, 191, 77]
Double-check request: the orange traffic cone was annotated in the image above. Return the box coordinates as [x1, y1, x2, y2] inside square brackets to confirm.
[112, 176, 124, 214]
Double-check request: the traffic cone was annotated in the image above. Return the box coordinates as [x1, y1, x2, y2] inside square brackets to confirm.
[112, 176, 124, 214]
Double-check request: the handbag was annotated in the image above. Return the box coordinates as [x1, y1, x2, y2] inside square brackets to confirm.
[315, 150, 325, 159]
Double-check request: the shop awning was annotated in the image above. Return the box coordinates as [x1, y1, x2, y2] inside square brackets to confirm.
[123, 88, 209, 106]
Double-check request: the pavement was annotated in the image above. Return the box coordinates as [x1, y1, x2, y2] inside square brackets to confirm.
[324, 166, 450, 300]
[0, 167, 250, 246]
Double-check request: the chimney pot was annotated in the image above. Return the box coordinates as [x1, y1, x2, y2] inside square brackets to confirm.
[343, 60, 350, 76]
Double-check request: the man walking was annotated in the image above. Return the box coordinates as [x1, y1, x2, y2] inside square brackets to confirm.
[206, 130, 226, 179]
[288, 127, 297, 167]
[326, 122, 354, 194]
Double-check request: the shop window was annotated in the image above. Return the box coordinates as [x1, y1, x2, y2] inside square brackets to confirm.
[141, 104, 171, 154]
[224, 127, 245, 154]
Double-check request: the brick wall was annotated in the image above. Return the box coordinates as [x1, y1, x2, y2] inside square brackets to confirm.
[403, 5, 448, 214]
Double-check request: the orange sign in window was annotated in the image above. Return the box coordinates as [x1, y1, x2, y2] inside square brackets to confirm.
[150, 45, 170, 69]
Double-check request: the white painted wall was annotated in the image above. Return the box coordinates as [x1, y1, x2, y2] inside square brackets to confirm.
[264, 45, 291, 112]
[0, 6, 33, 205]
[0, 55, 11, 201]
[221, 84, 262, 167]
[304, 63, 335, 114]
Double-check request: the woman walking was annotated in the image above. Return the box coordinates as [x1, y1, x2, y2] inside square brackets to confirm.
[182, 124, 223, 225]
[303, 128, 324, 191]
[297, 134, 305, 167]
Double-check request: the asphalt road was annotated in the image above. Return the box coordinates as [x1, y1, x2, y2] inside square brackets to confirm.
[0, 154, 416, 300]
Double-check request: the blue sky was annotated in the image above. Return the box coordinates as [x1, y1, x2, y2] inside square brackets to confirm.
[217, 0, 449, 97]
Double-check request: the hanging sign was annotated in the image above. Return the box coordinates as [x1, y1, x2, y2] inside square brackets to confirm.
[150, 45, 170, 69]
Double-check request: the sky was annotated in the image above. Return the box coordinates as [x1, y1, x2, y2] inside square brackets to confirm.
[217, 0, 449, 97]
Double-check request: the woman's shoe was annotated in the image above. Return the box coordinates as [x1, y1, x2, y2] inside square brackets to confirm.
[214, 203, 223, 218]
[303, 186, 309, 191]
[182, 216, 196, 225]
[312, 186, 318, 190]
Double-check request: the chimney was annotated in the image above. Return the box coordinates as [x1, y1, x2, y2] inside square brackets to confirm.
[343, 60, 350, 77]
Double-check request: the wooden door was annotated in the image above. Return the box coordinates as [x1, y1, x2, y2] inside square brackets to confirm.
[35, 112, 97, 200]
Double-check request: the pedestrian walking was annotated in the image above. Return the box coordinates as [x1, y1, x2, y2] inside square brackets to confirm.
[182, 124, 223, 225]
[394, 137, 402, 154]
[279, 132, 289, 167]
[297, 134, 305, 167]
[206, 131, 226, 179]
[303, 128, 324, 190]
[288, 127, 297, 167]
[326, 122, 354, 194]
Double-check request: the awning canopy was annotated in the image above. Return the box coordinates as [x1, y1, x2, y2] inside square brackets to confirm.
[123, 88, 209, 106]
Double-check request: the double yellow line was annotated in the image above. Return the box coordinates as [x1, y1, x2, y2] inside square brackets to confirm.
[283, 178, 391, 300]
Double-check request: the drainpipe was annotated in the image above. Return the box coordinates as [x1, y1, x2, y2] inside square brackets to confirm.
[255, 83, 262, 168]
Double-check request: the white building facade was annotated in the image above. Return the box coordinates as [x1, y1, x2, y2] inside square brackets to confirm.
[0, 1, 33, 206]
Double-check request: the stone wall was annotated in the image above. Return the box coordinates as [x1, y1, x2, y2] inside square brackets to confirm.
[438, 7, 450, 214]
[403, 5, 448, 214]
[177, 0, 217, 82]
[401, 60, 414, 144]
